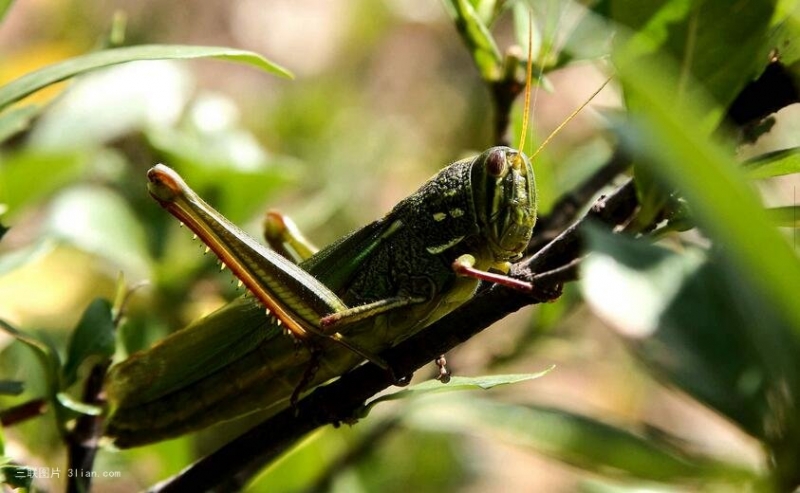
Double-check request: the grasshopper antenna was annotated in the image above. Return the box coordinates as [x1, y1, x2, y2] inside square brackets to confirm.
[518, 5, 611, 162]
[530, 75, 612, 161]
[517, 11, 535, 156]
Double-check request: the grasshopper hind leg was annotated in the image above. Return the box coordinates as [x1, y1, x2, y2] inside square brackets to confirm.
[262, 212, 421, 387]
[291, 343, 323, 409]
[263, 210, 318, 262]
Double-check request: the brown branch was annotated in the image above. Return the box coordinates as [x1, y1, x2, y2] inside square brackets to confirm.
[66, 361, 110, 493]
[490, 77, 524, 147]
[0, 399, 47, 427]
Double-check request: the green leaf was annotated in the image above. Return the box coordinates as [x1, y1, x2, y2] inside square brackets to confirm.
[580, 227, 798, 441]
[613, 0, 776, 130]
[145, 105, 297, 223]
[767, 206, 800, 228]
[0, 0, 14, 24]
[633, 165, 670, 229]
[0, 150, 89, 216]
[363, 370, 552, 416]
[407, 397, 755, 484]
[770, 0, 800, 66]
[247, 427, 353, 492]
[745, 147, 800, 179]
[45, 186, 151, 279]
[0, 464, 33, 490]
[615, 38, 800, 359]
[62, 298, 116, 387]
[514, 0, 592, 68]
[0, 380, 24, 396]
[0, 320, 60, 404]
[27, 60, 192, 148]
[468, 0, 499, 26]
[0, 45, 293, 112]
[444, 0, 503, 80]
[512, 1, 542, 64]
[0, 104, 38, 143]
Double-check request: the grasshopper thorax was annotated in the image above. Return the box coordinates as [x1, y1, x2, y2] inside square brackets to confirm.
[471, 146, 537, 261]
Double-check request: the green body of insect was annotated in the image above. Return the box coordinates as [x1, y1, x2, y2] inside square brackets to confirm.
[104, 146, 536, 447]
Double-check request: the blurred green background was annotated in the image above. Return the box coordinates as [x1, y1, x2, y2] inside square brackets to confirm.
[1, 0, 799, 491]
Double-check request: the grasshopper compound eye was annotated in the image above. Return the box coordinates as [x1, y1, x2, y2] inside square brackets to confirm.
[485, 148, 508, 177]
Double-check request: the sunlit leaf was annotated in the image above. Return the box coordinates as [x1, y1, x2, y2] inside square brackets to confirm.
[770, 0, 800, 66]
[0, 45, 293, 112]
[745, 147, 800, 179]
[28, 61, 191, 148]
[581, 227, 704, 339]
[45, 186, 151, 279]
[767, 206, 800, 228]
[365, 370, 553, 414]
[0, 0, 14, 24]
[0, 104, 37, 142]
[145, 103, 298, 224]
[443, 0, 503, 80]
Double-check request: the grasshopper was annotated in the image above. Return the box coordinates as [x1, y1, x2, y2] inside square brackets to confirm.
[104, 145, 538, 447]
[103, 11, 566, 447]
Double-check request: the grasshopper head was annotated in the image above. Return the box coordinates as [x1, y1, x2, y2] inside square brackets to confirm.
[471, 146, 537, 261]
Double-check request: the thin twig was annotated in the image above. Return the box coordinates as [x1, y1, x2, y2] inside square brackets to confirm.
[66, 361, 110, 493]
[0, 399, 47, 426]
[531, 257, 582, 285]
[529, 148, 632, 253]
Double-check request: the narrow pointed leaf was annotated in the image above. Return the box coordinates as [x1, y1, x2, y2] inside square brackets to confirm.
[0, 45, 292, 112]
[745, 147, 800, 179]
[62, 298, 116, 387]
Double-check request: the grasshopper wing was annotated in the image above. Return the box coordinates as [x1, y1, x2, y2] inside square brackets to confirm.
[302, 217, 402, 292]
[106, 296, 277, 409]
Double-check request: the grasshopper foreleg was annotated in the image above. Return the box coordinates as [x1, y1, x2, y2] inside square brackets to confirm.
[452, 254, 534, 292]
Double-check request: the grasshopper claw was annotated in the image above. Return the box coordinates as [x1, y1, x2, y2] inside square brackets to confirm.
[435, 355, 451, 383]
